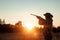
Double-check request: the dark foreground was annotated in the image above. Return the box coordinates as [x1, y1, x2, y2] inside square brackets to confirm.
[0, 32, 60, 40]
[0, 32, 44, 40]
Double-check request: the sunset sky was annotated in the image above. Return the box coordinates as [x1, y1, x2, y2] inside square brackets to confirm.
[0, 0, 60, 27]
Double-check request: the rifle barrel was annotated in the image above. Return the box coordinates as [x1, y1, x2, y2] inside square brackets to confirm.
[31, 14, 37, 16]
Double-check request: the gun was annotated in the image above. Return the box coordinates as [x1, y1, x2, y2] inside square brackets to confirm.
[31, 14, 38, 16]
[31, 14, 41, 19]
[31, 14, 45, 25]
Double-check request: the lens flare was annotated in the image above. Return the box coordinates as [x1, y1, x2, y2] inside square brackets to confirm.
[25, 23, 34, 30]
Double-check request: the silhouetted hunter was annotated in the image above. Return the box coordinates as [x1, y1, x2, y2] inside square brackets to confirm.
[31, 13, 53, 40]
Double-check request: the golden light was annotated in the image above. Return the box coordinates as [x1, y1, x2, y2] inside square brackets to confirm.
[25, 22, 34, 30]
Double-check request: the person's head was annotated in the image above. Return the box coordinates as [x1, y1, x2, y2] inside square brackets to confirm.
[44, 12, 53, 19]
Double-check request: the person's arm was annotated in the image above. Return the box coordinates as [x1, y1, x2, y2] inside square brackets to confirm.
[36, 16, 46, 25]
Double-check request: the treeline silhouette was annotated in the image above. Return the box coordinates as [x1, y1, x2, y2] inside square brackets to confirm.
[0, 20, 60, 33]
[0, 21, 24, 33]
[0, 24, 14, 33]
[53, 26, 60, 33]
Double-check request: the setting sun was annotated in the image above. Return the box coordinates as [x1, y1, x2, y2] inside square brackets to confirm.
[25, 22, 34, 30]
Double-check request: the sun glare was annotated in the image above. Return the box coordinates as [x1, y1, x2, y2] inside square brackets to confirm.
[25, 23, 34, 30]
